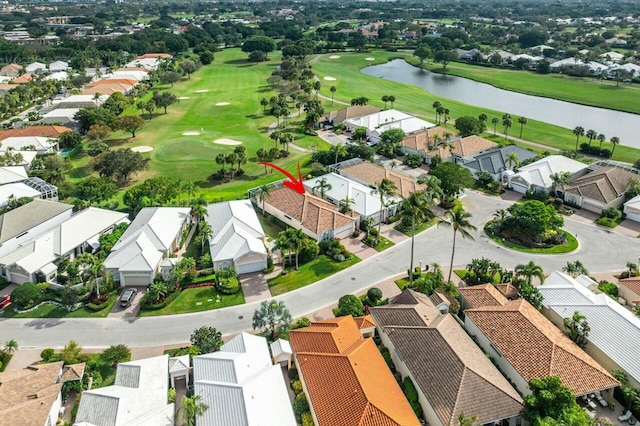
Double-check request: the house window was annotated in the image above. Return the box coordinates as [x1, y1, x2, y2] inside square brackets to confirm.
[284, 214, 292, 220]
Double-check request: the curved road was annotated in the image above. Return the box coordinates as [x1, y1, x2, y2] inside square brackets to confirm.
[1, 191, 634, 348]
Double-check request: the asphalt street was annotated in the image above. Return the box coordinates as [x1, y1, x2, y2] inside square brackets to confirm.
[1, 190, 636, 348]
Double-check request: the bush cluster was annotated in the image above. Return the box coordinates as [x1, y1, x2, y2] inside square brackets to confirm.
[401, 377, 423, 418]
[216, 268, 241, 295]
[318, 240, 350, 261]
[580, 143, 611, 159]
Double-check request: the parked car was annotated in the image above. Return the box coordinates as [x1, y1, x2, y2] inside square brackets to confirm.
[119, 288, 137, 308]
[0, 294, 10, 309]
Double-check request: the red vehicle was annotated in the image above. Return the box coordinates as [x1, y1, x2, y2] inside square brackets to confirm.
[0, 294, 10, 309]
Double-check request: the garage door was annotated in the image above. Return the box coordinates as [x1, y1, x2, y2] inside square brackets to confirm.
[511, 183, 528, 194]
[122, 274, 151, 286]
[237, 260, 265, 275]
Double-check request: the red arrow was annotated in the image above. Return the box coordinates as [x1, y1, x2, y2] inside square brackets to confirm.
[258, 161, 305, 194]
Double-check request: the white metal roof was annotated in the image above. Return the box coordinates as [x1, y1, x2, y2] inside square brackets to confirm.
[1, 136, 55, 151]
[193, 332, 296, 426]
[510, 155, 588, 189]
[344, 108, 413, 131]
[54, 207, 129, 256]
[0, 165, 27, 184]
[540, 271, 640, 384]
[206, 200, 266, 263]
[0, 182, 40, 206]
[270, 338, 292, 358]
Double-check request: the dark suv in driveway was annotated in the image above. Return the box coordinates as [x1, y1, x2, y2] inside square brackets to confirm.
[119, 288, 137, 308]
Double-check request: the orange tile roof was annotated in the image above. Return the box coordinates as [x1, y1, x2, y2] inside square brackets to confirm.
[402, 126, 453, 153]
[266, 187, 355, 236]
[465, 299, 619, 395]
[619, 278, 640, 301]
[354, 315, 376, 329]
[86, 78, 137, 87]
[290, 316, 420, 426]
[81, 86, 127, 95]
[135, 53, 172, 59]
[497, 282, 520, 299]
[0, 125, 73, 141]
[459, 284, 508, 309]
[12, 73, 32, 84]
[340, 162, 425, 198]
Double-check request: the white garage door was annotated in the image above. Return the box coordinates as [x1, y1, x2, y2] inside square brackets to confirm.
[237, 260, 265, 275]
[625, 210, 640, 223]
[511, 183, 529, 195]
[122, 274, 151, 286]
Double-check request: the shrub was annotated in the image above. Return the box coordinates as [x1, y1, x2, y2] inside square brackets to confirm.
[378, 344, 395, 371]
[140, 288, 182, 310]
[288, 363, 299, 380]
[291, 380, 303, 394]
[598, 281, 618, 299]
[301, 412, 314, 426]
[291, 317, 311, 329]
[217, 276, 240, 295]
[401, 377, 423, 418]
[298, 239, 320, 264]
[293, 392, 310, 421]
[11, 282, 42, 310]
[601, 207, 622, 219]
[40, 348, 54, 361]
[352, 229, 360, 238]
[333, 254, 345, 262]
[367, 287, 383, 304]
[337, 294, 364, 317]
[86, 295, 113, 312]
[403, 153, 423, 168]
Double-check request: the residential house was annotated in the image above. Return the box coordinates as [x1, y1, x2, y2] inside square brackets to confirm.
[353, 314, 376, 338]
[12, 73, 32, 84]
[600, 51, 625, 63]
[0, 165, 28, 184]
[25, 62, 46, 74]
[53, 94, 108, 109]
[333, 159, 426, 198]
[0, 206, 128, 284]
[0, 136, 58, 154]
[289, 316, 420, 426]
[622, 195, 640, 223]
[608, 63, 640, 78]
[0, 125, 73, 141]
[103, 207, 191, 286]
[270, 338, 293, 368]
[455, 48, 483, 61]
[0, 361, 84, 426]
[343, 109, 435, 144]
[369, 289, 525, 426]
[618, 277, 640, 307]
[104, 70, 149, 82]
[400, 126, 455, 160]
[0, 182, 43, 208]
[562, 166, 638, 213]
[304, 172, 401, 226]
[75, 355, 174, 426]
[550, 57, 608, 75]
[206, 200, 267, 274]
[168, 355, 190, 389]
[48, 61, 69, 73]
[504, 155, 589, 195]
[539, 271, 640, 388]
[322, 105, 381, 125]
[459, 283, 508, 310]
[257, 185, 355, 241]
[193, 332, 296, 426]
[0, 63, 23, 78]
[427, 135, 498, 164]
[462, 287, 619, 398]
[86, 78, 138, 89]
[44, 72, 68, 82]
[38, 108, 79, 128]
[462, 145, 537, 180]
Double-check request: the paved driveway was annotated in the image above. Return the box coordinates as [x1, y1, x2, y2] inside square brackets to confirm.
[108, 288, 145, 318]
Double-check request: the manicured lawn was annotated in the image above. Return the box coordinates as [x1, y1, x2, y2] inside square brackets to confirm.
[485, 227, 579, 254]
[138, 286, 245, 316]
[405, 57, 640, 115]
[313, 51, 640, 163]
[368, 235, 395, 252]
[257, 213, 287, 241]
[394, 218, 438, 237]
[0, 294, 118, 318]
[268, 254, 361, 296]
[68, 48, 323, 201]
[395, 277, 410, 289]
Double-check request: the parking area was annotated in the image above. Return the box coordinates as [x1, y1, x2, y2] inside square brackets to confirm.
[108, 287, 146, 318]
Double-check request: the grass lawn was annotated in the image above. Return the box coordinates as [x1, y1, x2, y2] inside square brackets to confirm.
[394, 217, 438, 237]
[454, 270, 468, 279]
[313, 51, 640, 163]
[257, 212, 287, 240]
[405, 57, 640, 115]
[268, 254, 361, 296]
[68, 48, 327, 202]
[139, 286, 245, 316]
[369, 235, 395, 252]
[485, 227, 579, 254]
[395, 277, 410, 290]
[0, 294, 118, 319]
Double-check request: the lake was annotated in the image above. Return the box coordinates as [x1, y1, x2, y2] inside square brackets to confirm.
[361, 60, 639, 149]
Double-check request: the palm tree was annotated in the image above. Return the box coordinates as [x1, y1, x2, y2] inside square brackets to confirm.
[597, 133, 606, 150]
[284, 228, 305, 270]
[198, 222, 213, 252]
[313, 177, 332, 198]
[191, 203, 208, 224]
[388, 95, 396, 108]
[443, 108, 451, 128]
[256, 184, 271, 217]
[330, 86, 337, 105]
[339, 196, 355, 214]
[550, 171, 571, 197]
[432, 101, 442, 123]
[371, 178, 398, 243]
[215, 153, 226, 172]
[180, 394, 209, 426]
[515, 261, 544, 285]
[269, 131, 281, 150]
[313, 80, 321, 99]
[502, 113, 512, 141]
[330, 143, 348, 165]
[273, 234, 289, 268]
[493, 208, 507, 221]
[517, 116, 528, 138]
[225, 153, 237, 177]
[506, 152, 519, 170]
[586, 129, 597, 147]
[399, 192, 435, 287]
[260, 97, 269, 114]
[478, 113, 488, 125]
[491, 117, 499, 136]
[572, 126, 585, 153]
[3, 339, 18, 354]
[183, 181, 196, 204]
[610, 136, 620, 156]
[438, 205, 476, 284]
[562, 260, 589, 278]
[381, 95, 389, 109]
[280, 132, 293, 152]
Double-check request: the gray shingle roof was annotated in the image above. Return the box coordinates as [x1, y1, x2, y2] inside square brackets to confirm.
[464, 146, 537, 175]
[0, 199, 72, 243]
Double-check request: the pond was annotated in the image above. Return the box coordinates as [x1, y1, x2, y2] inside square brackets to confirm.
[362, 60, 639, 149]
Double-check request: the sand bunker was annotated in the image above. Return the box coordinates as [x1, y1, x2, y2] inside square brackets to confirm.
[194, 89, 209, 93]
[214, 138, 242, 146]
[329, 55, 340, 59]
[215, 102, 230, 106]
[365, 57, 375, 61]
[178, 96, 190, 100]
[131, 146, 153, 153]
[323, 76, 337, 81]
[182, 131, 201, 136]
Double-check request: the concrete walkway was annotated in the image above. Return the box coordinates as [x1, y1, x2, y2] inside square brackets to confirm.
[240, 271, 272, 303]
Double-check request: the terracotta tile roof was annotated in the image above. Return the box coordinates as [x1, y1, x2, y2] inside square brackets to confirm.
[81, 83, 130, 95]
[290, 316, 420, 426]
[497, 282, 520, 299]
[354, 315, 376, 329]
[60, 362, 85, 382]
[266, 187, 355, 235]
[370, 289, 523, 426]
[339, 162, 425, 198]
[324, 106, 381, 123]
[402, 126, 453, 153]
[0, 63, 22, 74]
[465, 299, 619, 395]
[87, 78, 137, 87]
[459, 284, 508, 309]
[564, 166, 637, 204]
[618, 278, 640, 301]
[0, 125, 73, 141]
[0, 361, 63, 426]
[12, 73, 32, 84]
[135, 53, 172, 59]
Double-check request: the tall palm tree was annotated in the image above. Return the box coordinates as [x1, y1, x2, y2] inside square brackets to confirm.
[339, 196, 355, 214]
[515, 261, 544, 285]
[381, 95, 389, 109]
[284, 228, 305, 270]
[180, 394, 209, 426]
[399, 192, 435, 287]
[371, 178, 398, 243]
[191, 203, 208, 224]
[388, 95, 396, 108]
[478, 113, 488, 125]
[3, 339, 18, 354]
[572, 126, 585, 153]
[562, 260, 589, 278]
[586, 129, 597, 147]
[183, 181, 196, 205]
[550, 171, 571, 197]
[597, 133, 606, 150]
[502, 114, 512, 141]
[330, 86, 337, 105]
[256, 184, 271, 217]
[313, 177, 332, 199]
[517, 116, 528, 138]
[330, 143, 348, 165]
[215, 153, 226, 172]
[610, 136, 620, 156]
[269, 131, 281, 150]
[273, 234, 289, 268]
[491, 117, 499, 136]
[432, 101, 442, 123]
[493, 208, 507, 221]
[438, 205, 476, 284]
[198, 222, 213, 252]
[506, 152, 519, 170]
